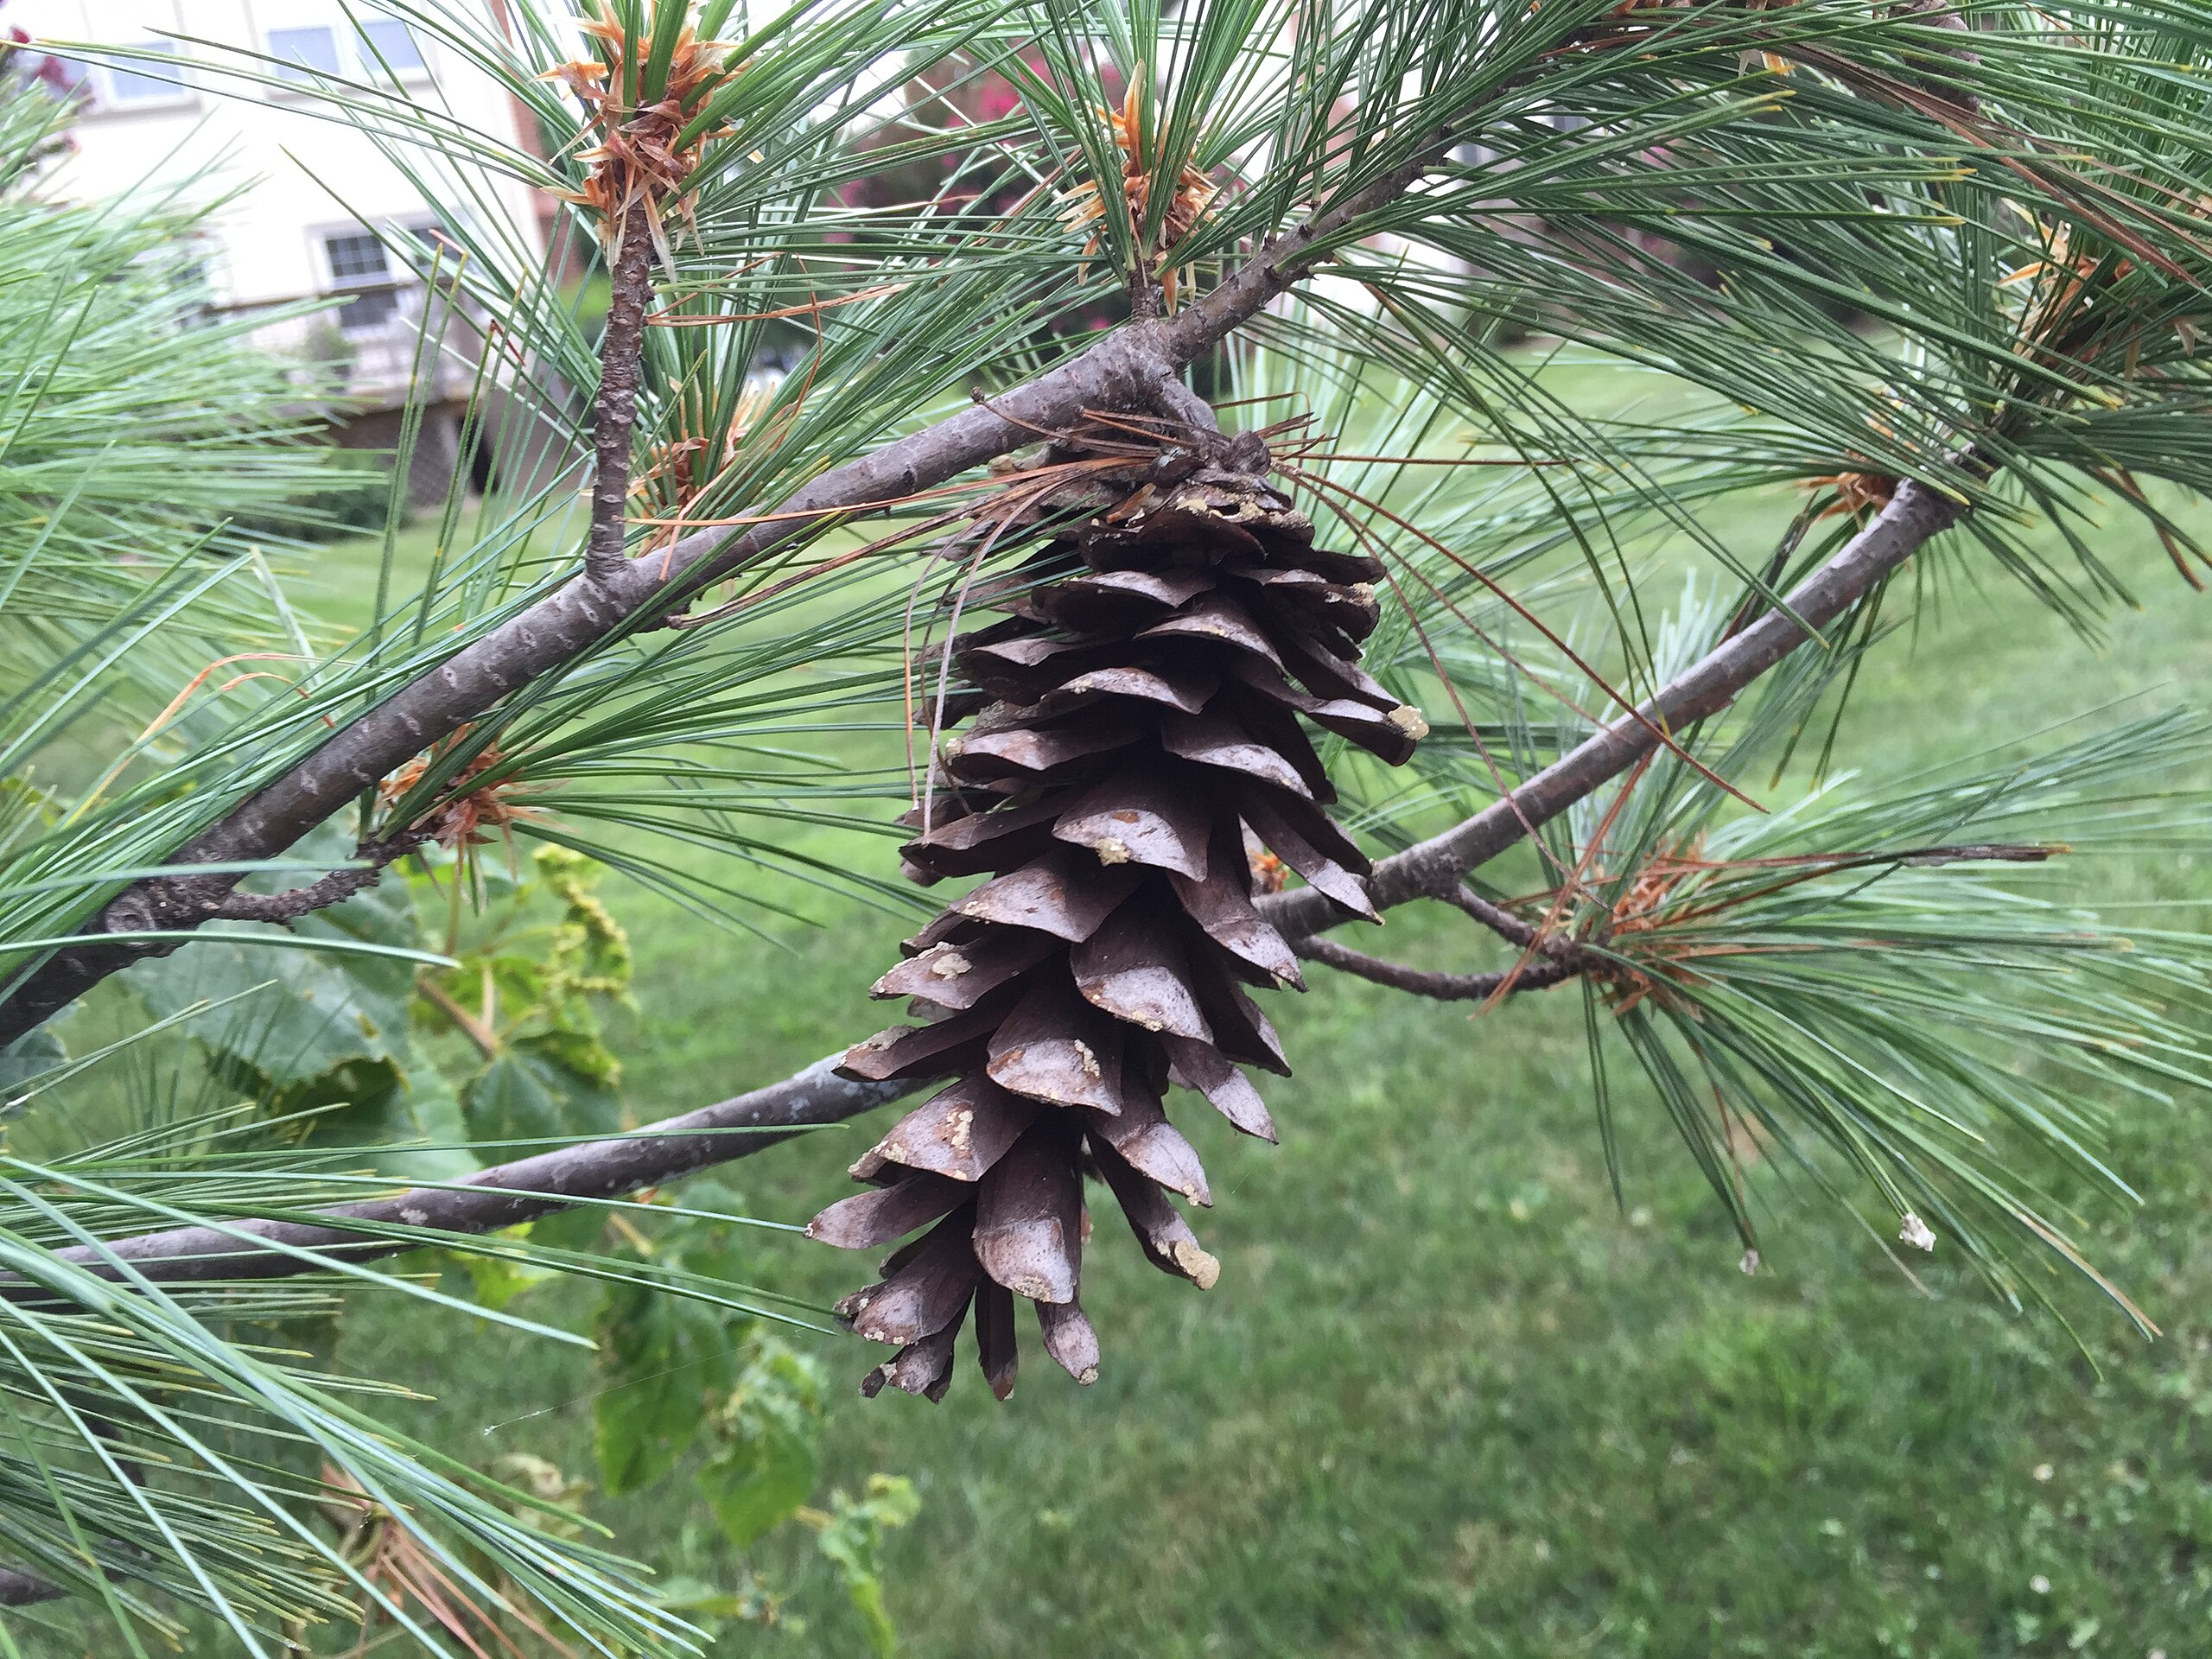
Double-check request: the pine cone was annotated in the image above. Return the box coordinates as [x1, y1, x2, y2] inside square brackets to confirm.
[812, 438, 1425, 1401]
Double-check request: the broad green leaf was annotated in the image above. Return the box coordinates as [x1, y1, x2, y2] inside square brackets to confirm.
[699, 1337, 823, 1548]
[698, 1427, 816, 1552]
[0, 1026, 65, 1098]
[125, 827, 424, 1122]
[812, 1474, 923, 1657]
[590, 1279, 738, 1496]
[372, 1062, 481, 1184]
[459, 1228, 556, 1312]
[129, 919, 412, 1096]
[461, 1041, 620, 1146]
[520, 1025, 622, 1091]
[462, 1050, 564, 1145]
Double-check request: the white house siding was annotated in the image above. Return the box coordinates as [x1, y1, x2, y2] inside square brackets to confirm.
[12, 0, 559, 502]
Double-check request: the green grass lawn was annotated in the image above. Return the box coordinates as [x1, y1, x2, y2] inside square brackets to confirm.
[293, 485, 2212, 1659]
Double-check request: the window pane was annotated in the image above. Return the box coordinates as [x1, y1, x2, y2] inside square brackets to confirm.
[400, 220, 463, 274]
[105, 44, 180, 104]
[268, 26, 340, 83]
[338, 287, 402, 333]
[354, 20, 424, 74]
[324, 232, 391, 284]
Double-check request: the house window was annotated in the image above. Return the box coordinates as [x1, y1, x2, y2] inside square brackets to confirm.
[268, 25, 342, 84]
[337, 288, 403, 330]
[322, 231, 402, 334]
[267, 21, 428, 86]
[325, 232, 391, 285]
[354, 20, 426, 76]
[400, 219, 465, 275]
[100, 43, 190, 109]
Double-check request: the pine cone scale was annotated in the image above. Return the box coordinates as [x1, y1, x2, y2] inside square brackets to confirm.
[975, 1280, 1020, 1400]
[840, 997, 1007, 1081]
[1037, 1299, 1102, 1383]
[1160, 1030, 1278, 1141]
[1135, 592, 1286, 666]
[1160, 706, 1318, 798]
[861, 1315, 963, 1401]
[1042, 661, 1218, 715]
[1083, 1080, 1211, 1205]
[975, 1122, 1084, 1304]
[948, 711, 1147, 779]
[1166, 849, 1304, 990]
[952, 848, 1142, 940]
[1094, 1136, 1221, 1286]
[1051, 765, 1216, 877]
[1046, 565, 1217, 623]
[863, 1075, 1039, 1182]
[842, 1208, 982, 1346]
[870, 929, 1058, 1008]
[983, 972, 1128, 1112]
[900, 797, 1065, 879]
[1070, 897, 1217, 1039]
[808, 1169, 969, 1250]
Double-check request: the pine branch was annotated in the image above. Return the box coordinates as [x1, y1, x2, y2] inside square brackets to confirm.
[16, 1058, 911, 1293]
[10, 474, 1963, 1300]
[1293, 935, 1585, 1001]
[0, 1567, 64, 1608]
[1263, 477, 1966, 941]
[584, 199, 656, 587]
[1442, 883, 1543, 949]
[0, 152, 1433, 1050]
[0, 1058, 917, 1609]
[201, 832, 426, 925]
[1294, 881, 1602, 999]
[0, 467, 1976, 1607]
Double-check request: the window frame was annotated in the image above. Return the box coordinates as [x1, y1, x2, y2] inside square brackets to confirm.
[264, 23, 345, 87]
[352, 18, 429, 79]
[86, 42, 196, 116]
[317, 227, 408, 338]
[264, 17, 432, 92]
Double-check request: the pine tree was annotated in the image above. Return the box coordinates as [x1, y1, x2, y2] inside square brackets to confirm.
[3, 0, 2212, 1647]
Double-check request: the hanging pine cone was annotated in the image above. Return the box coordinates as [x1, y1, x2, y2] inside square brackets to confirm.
[810, 423, 1427, 1401]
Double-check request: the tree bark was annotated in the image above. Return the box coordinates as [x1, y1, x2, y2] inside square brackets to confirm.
[583, 198, 657, 585]
[25, 1058, 910, 1290]
[1291, 935, 1584, 1001]
[0, 1567, 67, 1608]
